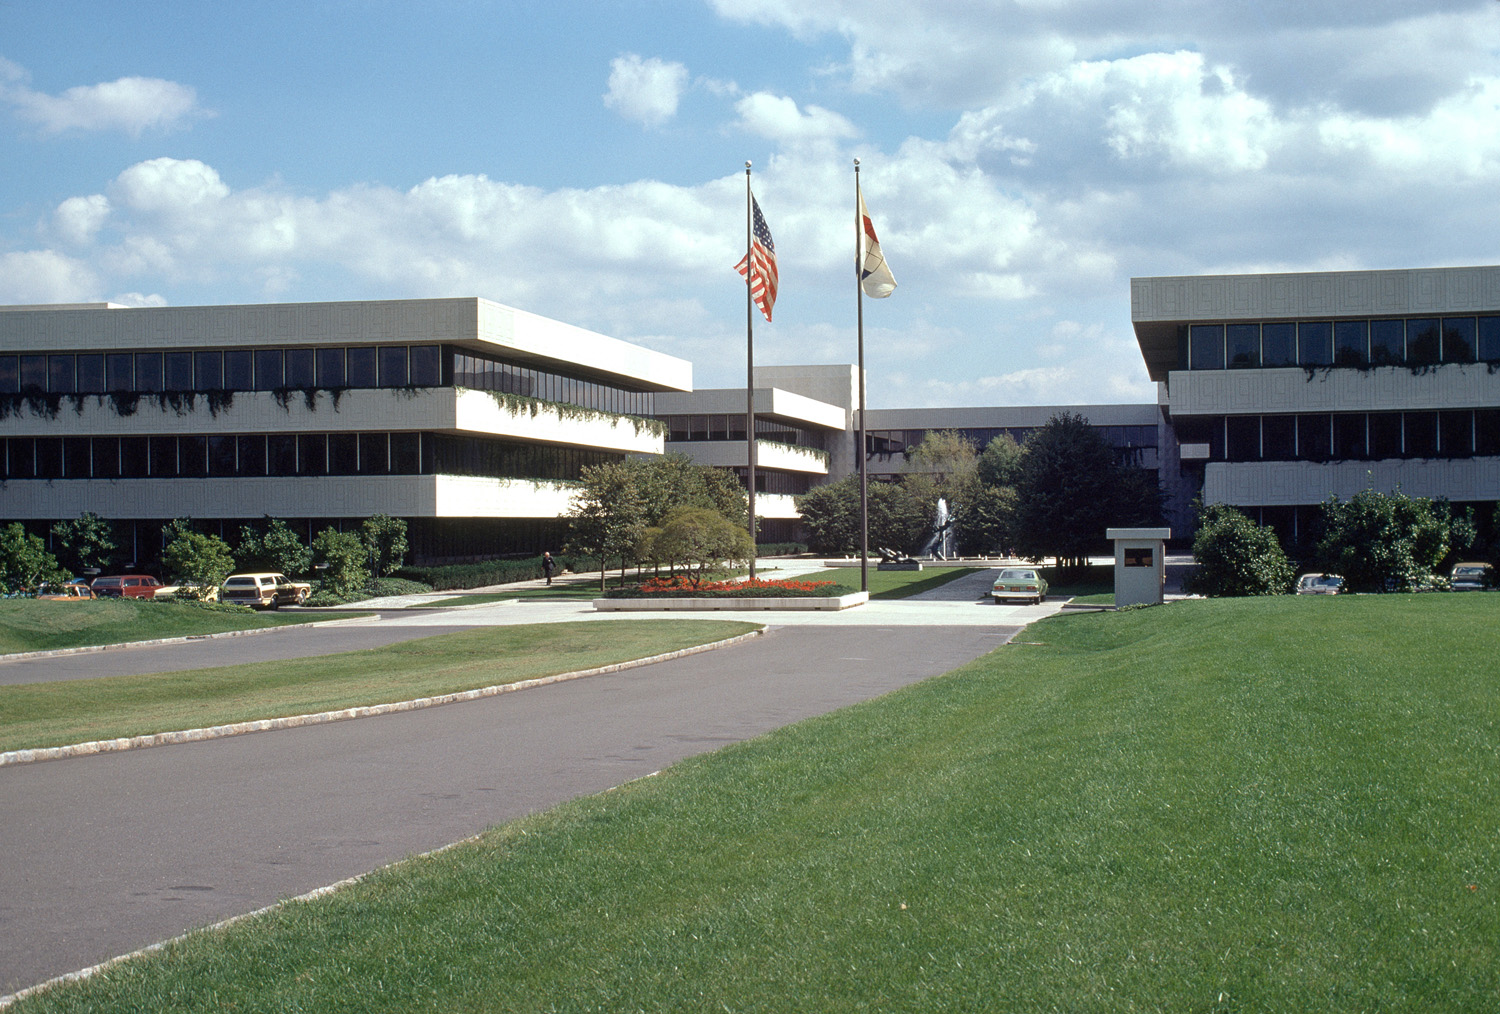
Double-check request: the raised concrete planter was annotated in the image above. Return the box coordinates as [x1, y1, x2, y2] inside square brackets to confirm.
[594, 591, 869, 612]
[877, 561, 923, 571]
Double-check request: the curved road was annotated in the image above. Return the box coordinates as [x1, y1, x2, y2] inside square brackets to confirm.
[0, 579, 1045, 994]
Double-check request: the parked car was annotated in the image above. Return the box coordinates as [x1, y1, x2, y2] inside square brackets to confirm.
[992, 567, 1048, 604]
[219, 572, 312, 609]
[36, 582, 98, 600]
[1450, 562, 1493, 592]
[90, 574, 164, 599]
[1295, 573, 1344, 595]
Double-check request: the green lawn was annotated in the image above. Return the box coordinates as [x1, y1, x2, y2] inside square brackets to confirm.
[0, 598, 326, 655]
[0, 620, 760, 753]
[16, 594, 1496, 1011]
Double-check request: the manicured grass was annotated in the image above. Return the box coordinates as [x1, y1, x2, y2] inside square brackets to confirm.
[801, 566, 980, 598]
[0, 598, 323, 655]
[20, 594, 1496, 1011]
[0, 620, 760, 753]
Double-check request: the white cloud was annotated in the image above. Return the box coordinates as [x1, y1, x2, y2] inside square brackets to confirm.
[53, 194, 111, 245]
[0, 250, 99, 303]
[0, 57, 207, 136]
[733, 92, 859, 147]
[604, 53, 690, 127]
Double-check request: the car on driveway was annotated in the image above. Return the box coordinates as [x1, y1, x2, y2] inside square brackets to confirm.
[992, 568, 1048, 604]
[36, 582, 98, 600]
[90, 574, 164, 599]
[1295, 573, 1344, 595]
[219, 572, 311, 609]
[1450, 562, 1493, 591]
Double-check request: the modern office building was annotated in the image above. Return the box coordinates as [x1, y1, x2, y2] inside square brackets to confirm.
[0, 298, 690, 564]
[1132, 264, 1500, 542]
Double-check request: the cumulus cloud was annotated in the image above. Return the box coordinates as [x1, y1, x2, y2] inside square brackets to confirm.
[0, 57, 208, 136]
[0, 250, 99, 304]
[733, 92, 859, 148]
[604, 53, 690, 127]
[53, 194, 111, 245]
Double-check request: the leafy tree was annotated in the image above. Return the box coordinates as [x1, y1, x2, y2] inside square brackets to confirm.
[628, 454, 749, 528]
[1185, 502, 1295, 597]
[1012, 412, 1160, 568]
[653, 507, 755, 587]
[795, 476, 862, 555]
[0, 523, 65, 592]
[566, 461, 647, 590]
[362, 514, 409, 577]
[162, 530, 235, 599]
[1316, 488, 1472, 592]
[238, 518, 312, 576]
[50, 512, 117, 574]
[908, 430, 978, 489]
[976, 434, 1025, 488]
[795, 475, 937, 558]
[312, 528, 369, 599]
[952, 484, 1018, 556]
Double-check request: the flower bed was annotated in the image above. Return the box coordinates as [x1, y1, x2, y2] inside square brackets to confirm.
[604, 576, 856, 599]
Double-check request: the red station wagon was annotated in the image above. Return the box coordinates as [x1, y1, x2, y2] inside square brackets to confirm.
[90, 575, 165, 599]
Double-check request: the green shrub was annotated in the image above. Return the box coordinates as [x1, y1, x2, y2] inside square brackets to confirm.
[1316, 488, 1472, 593]
[1186, 502, 1295, 596]
[393, 554, 590, 591]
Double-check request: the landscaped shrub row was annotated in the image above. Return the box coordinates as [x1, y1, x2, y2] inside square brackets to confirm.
[393, 554, 591, 591]
[755, 542, 809, 557]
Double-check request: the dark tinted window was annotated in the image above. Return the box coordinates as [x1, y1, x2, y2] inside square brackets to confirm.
[134, 353, 163, 392]
[237, 435, 267, 476]
[1477, 409, 1500, 455]
[1334, 321, 1367, 366]
[391, 432, 421, 474]
[1226, 324, 1259, 368]
[194, 351, 223, 390]
[48, 355, 76, 394]
[0, 356, 16, 393]
[19, 355, 46, 392]
[1480, 317, 1500, 362]
[208, 435, 237, 476]
[77, 354, 105, 393]
[106, 353, 133, 391]
[1439, 411, 1473, 457]
[1333, 414, 1365, 459]
[268, 434, 297, 476]
[120, 436, 148, 478]
[1404, 412, 1437, 458]
[1262, 415, 1295, 459]
[164, 352, 194, 392]
[180, 435, 207, 476]
[1370, 320, 1404, 365]
[1298, 321, 1332, 367]
[1189, 325, 1224, 370]
[1226, 416, 1260, 461]
[1297, 415, 1331, 461]
[92, 437, 120, 478]
[1261, 323, 1295, 367]
[410, 345, 441, 386]
[316, 347, 346, 387]
[1407, 319, 1439, 365]
[285, 348, 315, 387]
[298, 434, 327, 475]
[1369, 413, 1402, 458]
[347, 347, 377, 387]
[150, 436, 179, 477]
[36, 437, 63, 478]
[225, 350, 253, 390]
[1442, 317, 1476, 363]
[328, 433, 358, 474]
[358, 433, 389, 474]
[254, 349, 284, 390]
[378, 346, 408, 387]
[63, 436, 91, 477]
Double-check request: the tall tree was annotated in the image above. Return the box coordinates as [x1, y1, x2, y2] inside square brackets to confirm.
[1012, 412, 1159, 568]
[50, 511, 117, 574]
[0, 523, 64, 592]
[362, 514, 409, 577]
[566, 460, 647, 591]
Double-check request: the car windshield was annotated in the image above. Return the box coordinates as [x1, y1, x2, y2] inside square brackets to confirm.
[1454, 566, 1485, 576]
[998, 570, 1036, 581]
[224, 578, 256, 587]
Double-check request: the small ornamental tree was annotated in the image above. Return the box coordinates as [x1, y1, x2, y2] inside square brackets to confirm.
[1185, 503, 1295, 597]
[362, 514, 409, 577]
[0, 522, 65, 592]
[313, 528, 369, 599]
[238, 518, 312, 577]
[162, 531, 235, 599]
[953, 484, 1018, 557]
[567, 461, 647, 591]
[51, 511, 117, 574]
[654, 507, 755, 588]
[795, 476, 861, 555]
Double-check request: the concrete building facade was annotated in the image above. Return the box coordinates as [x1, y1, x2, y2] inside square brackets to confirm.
[1132, 264, 1500, 542]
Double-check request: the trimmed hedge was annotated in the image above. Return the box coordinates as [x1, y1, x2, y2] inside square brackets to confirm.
[393, 554, 591, 591]
[755, 542, 809, 557]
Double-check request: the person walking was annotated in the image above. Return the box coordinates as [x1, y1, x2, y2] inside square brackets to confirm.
[542, 551, 556, 585]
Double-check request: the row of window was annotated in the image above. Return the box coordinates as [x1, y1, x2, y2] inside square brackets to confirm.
[0, 345, 656, 420]
[662, 415, 832, 451]
[863, 425, 1159, 459]
[0, 432, 621, 482]
[1176, 410, 1500, 463]
[728, 467, 812, 496]
[452, 351, 654, 417]
[1182, 316, 1500, 371]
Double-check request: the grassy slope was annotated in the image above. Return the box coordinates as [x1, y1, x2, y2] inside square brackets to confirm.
[0, 598, 320, 655]
[0, 620, 760, 752]
[800, 566, 979, 599]
[14, 596, 1499, 1012]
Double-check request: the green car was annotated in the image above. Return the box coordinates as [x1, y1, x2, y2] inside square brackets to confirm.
[991, 567, 1048, 604]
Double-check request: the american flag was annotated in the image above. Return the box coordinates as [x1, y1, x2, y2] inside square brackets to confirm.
[735, 195, 778, 322]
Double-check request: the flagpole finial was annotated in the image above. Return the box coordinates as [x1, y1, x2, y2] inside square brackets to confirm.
[853, 158, 860, 167]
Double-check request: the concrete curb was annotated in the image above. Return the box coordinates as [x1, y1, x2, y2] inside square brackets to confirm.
[0, 629, 764, 768]
[593, 591, 869, 612]
[0, 613, 381, 665]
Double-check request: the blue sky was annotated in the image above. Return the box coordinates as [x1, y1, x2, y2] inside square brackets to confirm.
[4, 0, 1499, 407]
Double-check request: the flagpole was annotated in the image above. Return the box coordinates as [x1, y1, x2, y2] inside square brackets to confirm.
[744, 162, 757, 580]
[855, 159, 869, 594]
